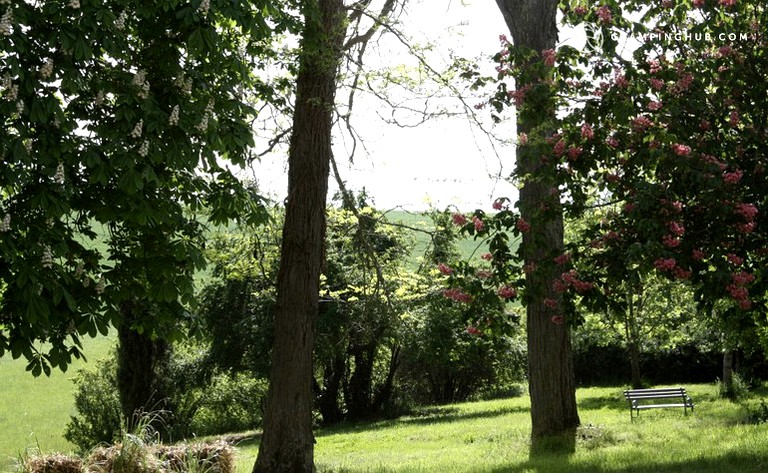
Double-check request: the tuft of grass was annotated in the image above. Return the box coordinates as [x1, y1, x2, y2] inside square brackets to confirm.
[235, 384, 768, 472]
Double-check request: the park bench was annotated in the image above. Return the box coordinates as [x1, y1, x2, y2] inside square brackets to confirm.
[623, 387, 694, 421]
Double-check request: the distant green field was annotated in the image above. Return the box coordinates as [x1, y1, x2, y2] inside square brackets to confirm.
[0, 335, 115, 471]
[383, 210, 495, 271]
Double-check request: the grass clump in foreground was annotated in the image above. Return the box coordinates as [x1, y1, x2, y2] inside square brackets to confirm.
[235, 384, 768, 472]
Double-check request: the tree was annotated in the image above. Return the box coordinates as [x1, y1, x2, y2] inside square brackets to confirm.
[0, 0, 277, 414]
[494, 0, 581, 447]
[253, 0, 346, 470]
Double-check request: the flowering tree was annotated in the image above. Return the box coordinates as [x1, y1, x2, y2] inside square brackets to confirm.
[0, 1, 282, 376]
[448, 0, 768, 446]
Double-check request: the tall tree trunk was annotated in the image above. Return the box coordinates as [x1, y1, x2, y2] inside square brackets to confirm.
[495, 0, 580, 449]
[116, 302, 171, 429]
[253, 0, 346, 471]
[317, 354, 346, 424]
[345, 342, 376, 420]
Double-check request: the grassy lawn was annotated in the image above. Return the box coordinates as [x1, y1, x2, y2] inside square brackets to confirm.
[0, 335, 115, 471]
[235, 384, 768, 472]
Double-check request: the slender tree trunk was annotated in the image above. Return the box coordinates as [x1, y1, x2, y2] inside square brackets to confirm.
[626, 293, 643, 389]
[317, 354, 346, 424]
[253, 1, 346, 471]
[722, 349, 734, 398]
[495, 0, 580, 450]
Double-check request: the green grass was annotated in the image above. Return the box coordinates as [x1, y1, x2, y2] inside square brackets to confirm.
[0, 335, 115, 471]
[234, 384, 768, 472]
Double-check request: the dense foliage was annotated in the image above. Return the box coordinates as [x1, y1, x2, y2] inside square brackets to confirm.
[0, 0, 284, 374]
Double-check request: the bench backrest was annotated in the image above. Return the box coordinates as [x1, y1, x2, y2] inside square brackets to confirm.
[624, 387, 687, 400]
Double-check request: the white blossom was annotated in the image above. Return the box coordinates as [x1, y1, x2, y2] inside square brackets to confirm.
[95, 90, 105, 106]
[75, 262, 84, 278]
[0, 213, 10, 232]
[115, 11, 127, 30]
[196, 115, 209, 132]
[41, 246, 54, 268]
[130, 119, 143, 139]
[138, 140, 149, 157]
[95, 276, 106, 295]
[54, 163, 65, 184]
[68, 0, 80, 9]
[23, 140, 32, 153]
[132, 70, 146, 87]
[198, 0, 210, 15]
[40, 58, 54, 80]
[168, 105, 180, 125]
[0, 8, 13, 36]
[15, 100, 23, 115]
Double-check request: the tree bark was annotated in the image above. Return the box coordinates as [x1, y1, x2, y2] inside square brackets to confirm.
[494, 0, 580, 450]
[722, 349, 734, 398]
[253, 0, 346, 471]
[116, 302, 171, 429]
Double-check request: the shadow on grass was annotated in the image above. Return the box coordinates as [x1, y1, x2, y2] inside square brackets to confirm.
[315, 404, 530, 439]
[577, 394, 627, 411]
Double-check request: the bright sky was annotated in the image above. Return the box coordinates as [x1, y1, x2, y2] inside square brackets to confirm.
[251, 1, 518, 212]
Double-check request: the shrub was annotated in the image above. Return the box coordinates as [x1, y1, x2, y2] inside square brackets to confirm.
[65, 356, 123, 453]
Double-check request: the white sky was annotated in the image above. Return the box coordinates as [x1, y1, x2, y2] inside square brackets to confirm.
[251, 1, 518, 212]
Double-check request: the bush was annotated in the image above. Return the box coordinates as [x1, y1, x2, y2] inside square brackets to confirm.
[65, 356, 122, 453]
[188, 373, 267, 437]
[65, 347, 268, 452]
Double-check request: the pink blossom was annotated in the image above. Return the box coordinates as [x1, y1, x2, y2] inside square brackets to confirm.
[443, 288, 472, 303]
[466, 325, 482, 336]
[498, 285, 517, 299]
[719, 0, 737, 6]
[605, 136, 619, 148]
[672, 143, 692, 156]
[553, 279, 568, 293]
[472, 215, 485, 232]
[452, 213, 468, 226]
[673, 267, 692, 280]
[554, 253, 571, 266]
[663, 234, 681, 248]
[481, 252, 493, 261]
[699, 119, 711, 130]
[654, 258, 677, 271]
[692, 0, 705, 7]
[723, 170, 743, 184]
[615, 74, 629, 88]
[738, 222, 756, 234]
[734, 203, 758, 220]
[729, 110, 740, 127]
[553, 140, 566, 156]
[668, 221, 685, 236]
[727, 253, 744, 266]
[581, 123, 594, 140]
[648, 59, 662, 74]
[632, 116, 653, 130]
[718, 46, 733, 57]
[499, 34, 509, 45]
[662, 0, 673, 7]
[544, 298, 558, 309]
[650, 78, 665, 90]
[551, 315, 565, 325]
[523, 262, 537, 273]
[692, 249, 705, 261]
[596, 5, 612, 23]
[542, 48, 556, 67]
[518, 132, 529, 145]
[623, 202, 636, 213]
[438, 263, 453, 275]
[670, 201, 684, 213]
[732, 271, 756, 286]
[476, 269, 493, 279]
[574, 5, 588, 15]
[516, 218, 531, 233]
[567, 146, 582, 161]
[648, 101, 663, 111]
